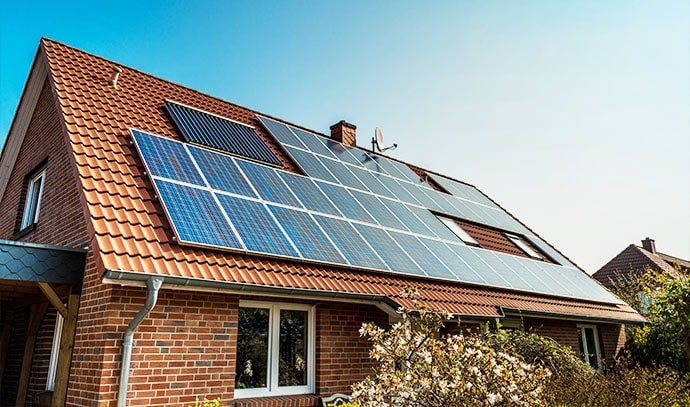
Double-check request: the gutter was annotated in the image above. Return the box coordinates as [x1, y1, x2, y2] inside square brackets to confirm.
[499, 306, 647, 326]
[117, 276, 163, 407]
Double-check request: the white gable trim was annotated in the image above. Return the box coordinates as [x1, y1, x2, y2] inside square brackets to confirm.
[0, 50, 47, 201]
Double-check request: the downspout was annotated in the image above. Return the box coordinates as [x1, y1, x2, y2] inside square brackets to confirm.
[117, 276, 163, 407]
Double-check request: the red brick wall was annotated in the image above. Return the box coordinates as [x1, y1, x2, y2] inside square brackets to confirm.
[598, 323, 626, 363]
[26, 309, 58, 405]
[524, 318, 581, 353]
[0, 79, 88, 248]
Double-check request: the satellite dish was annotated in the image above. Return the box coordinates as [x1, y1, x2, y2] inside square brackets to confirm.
[372, 127, 398, 153]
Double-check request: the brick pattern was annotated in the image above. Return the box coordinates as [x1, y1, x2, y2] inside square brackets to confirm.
[0, 79, 88, 248]
[524, 318, 580, 353]
[27, 308, 58, 405]
[598, 323, 626, 364]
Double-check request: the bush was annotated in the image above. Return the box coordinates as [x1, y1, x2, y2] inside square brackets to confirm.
[350, 288, 551, 406]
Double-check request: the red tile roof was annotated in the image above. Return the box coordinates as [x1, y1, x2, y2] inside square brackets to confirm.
[38, 38, 643, 323]
[593, 243, 689, 287]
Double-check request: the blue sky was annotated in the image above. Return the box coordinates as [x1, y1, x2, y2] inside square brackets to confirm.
[1, 1, 688, 273]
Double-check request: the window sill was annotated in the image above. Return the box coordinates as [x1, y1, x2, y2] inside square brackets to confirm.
[11, 223, 36, 240]
[232, 394, 320, 407]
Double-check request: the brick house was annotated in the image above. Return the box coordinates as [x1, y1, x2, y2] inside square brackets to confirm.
[0, 39, 643, 407]
[593, 237, 690, 288]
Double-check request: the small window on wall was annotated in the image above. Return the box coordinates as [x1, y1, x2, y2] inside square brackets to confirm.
[235, 301, 314, 398]
[577, 324, 602, 370]
[46, 311, 64, 391]
[20, 169, 46, 230]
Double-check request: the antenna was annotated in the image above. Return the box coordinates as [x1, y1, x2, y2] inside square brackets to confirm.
[372, 127, 398, 153]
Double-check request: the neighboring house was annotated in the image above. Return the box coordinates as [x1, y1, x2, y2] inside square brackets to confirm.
[0, 39, 643, 407]
[593, 237, 690, 288]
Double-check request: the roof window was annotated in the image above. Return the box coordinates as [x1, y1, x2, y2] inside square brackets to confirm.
[438, 216, 480, 246]
[505, 233, 543, 260]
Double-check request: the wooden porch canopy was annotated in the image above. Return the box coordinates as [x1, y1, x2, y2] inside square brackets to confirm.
[0, 239, 86, 407]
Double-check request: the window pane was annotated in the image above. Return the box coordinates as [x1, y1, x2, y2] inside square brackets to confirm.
[279, 310, 308, 387]
[577, 327, 586, 361]
[584, 327, 599, 369]
[236, 307, 269, 389]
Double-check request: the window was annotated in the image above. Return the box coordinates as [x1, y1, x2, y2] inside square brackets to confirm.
[438, 216, 479, 246]
[505, 233, 543, 260]
[235, 301, 314, 398]
[20, 169, 46, 230]
[46, 311, 64, 391]
[577, 324, 601, 369]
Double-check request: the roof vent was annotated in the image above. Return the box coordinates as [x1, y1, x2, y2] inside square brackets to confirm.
[109, 66, 123, 88]
[330, 120, 356, 147]
[641, 237, 656, 253]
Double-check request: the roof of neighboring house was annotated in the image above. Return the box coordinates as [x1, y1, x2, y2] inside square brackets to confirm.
[593, 239, 690, 287]
[0, 38, 644, 324]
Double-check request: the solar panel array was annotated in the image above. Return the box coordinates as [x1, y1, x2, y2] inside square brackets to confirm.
[132, 124, 619, 304]
[165, 100, 283, 167]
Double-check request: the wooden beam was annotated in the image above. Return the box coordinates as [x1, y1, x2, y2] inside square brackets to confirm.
[38, 282, 68, 317]
[15, 301, 49, 407]
[51, 286, 80, 407]
[0, 309, 15, 390]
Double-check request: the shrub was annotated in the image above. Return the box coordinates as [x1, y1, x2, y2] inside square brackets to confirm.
[187, 397, 222, 407]
[350, 288, 551, 406]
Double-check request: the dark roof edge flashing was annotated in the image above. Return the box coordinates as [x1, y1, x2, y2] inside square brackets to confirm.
[0, 239, 87, 253]
[499, 306, 646, 326]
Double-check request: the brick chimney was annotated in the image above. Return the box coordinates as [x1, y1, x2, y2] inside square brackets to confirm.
[641, 237, 656, 253]
[330, 120, 356, 147]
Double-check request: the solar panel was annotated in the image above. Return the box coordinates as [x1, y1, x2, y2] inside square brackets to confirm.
[405, 206, 462, 241]
[268, 205, 345, 264]
[325, 141, 364, 167]
[257, 116, 306, 149]
[131, 129, 205, 186]
[312, 215, 387, 270]
[388, 231, 456, 280]
[284, 146, 339, 184]
[349, 190, 407, 231]
[429, 173, 499, 209]
[348, 166, 395, 198]
[399, 182, 445, 211]
[378, 198, 435, 237]
[166, 101, 282, 167]
[375, 175, 422, 205]
[475, 251, 531, 291]
[235, 160, 302, 208]
[424, 240, 482, 282]
[353, 224, 425, 276]
[315, 182, 376, 224]
[188, 146, 256, 198]
[278, 172, 341, 216]
[450, 245, 505, 287]
[216, 194, 298, 257]
[154, 179, 242, 249]
[317, 157, 368, 191]
[288, 126, 339, 159]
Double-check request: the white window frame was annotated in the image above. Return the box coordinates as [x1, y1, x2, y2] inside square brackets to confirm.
[505, 233, 543, 260]
[438, 216, 479, 246]
[46, 310, 64, 391]
[577, 324, 602, 370]
[235, 300, 315, 399]
[20, 169, 46, 229]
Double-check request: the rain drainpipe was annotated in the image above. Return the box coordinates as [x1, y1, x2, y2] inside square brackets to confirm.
[117, 276, 163, 407]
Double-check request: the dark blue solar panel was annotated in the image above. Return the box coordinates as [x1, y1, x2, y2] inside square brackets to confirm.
[188, 146, 256, 198]
[313, 215, 386, 270]
[399, 182, 444, 211]
[166, 101, 282, 167]
[376, 156, 421, 183]
[476, 251, 531, 290]
[348, 166, 395, 198]
[216, 194, 298, 257]
[236, 160, 302, 208]
[499, 254, 555, 294]
[131, 129, 205, 186]
[325, 142, 364, 167]
[353, 224, 424, 276]
[388, 232, 455, 279]
[288, 126, 338, 159]
[316, 182, 376, 224]
[349, 190, 407, 231]
[430, 174, 499, 208]
[154, 180, 241, 249]
[445, 196, 484, 224]
[268, 205, 345, 264]
[449, 245, 504, 286]
[423, 240, 480, 282]
[278, 172, 341, 216]
[347, 149, 390, 175]
[284, 146, 339, 184]
[406, 206, 462, 241]
[529, 236, 574, 267]
[426, 190, 463, 216]
[257, 116, 306, 149]
[376, 175, 422, 205]
[379, 199, 435, 237]
[317, 157, 368, 190]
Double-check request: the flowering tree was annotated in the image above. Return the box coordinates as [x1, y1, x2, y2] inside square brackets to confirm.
[350, 288, 551, 407]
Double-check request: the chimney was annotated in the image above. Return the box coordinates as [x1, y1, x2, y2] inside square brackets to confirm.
[641, 237, 656, 253]
[330, 120, 356, 147]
